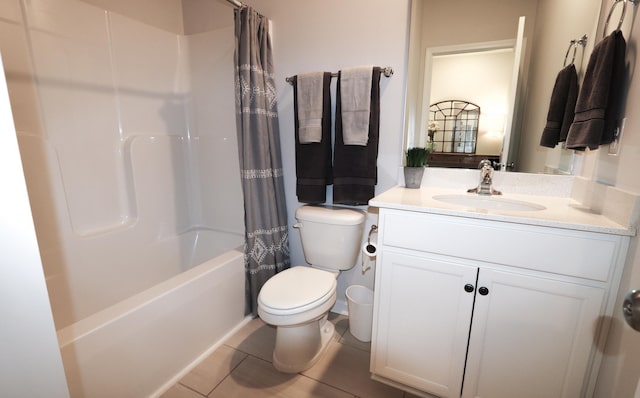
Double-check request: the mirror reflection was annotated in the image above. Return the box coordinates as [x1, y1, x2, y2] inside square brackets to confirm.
[428, 100, 480, 154]
[404, 0, 603, 173]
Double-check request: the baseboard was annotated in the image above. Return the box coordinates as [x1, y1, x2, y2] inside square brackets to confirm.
[331, 297, 349, 316]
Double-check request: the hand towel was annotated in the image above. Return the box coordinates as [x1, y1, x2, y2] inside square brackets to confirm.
[333, 67, 381, 205]
[566, 30, 626, 151]
[296, 71, 325, 143]
[540, 64, 578, 148]
[294, 72, 333, 203]
[340, 66, 373, 146]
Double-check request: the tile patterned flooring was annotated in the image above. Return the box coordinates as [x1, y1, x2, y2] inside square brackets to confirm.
[161, 313, 421, 398]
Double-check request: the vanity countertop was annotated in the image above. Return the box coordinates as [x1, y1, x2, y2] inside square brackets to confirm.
[370, 185, 637, 236]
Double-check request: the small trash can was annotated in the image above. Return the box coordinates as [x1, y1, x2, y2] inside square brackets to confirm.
[346, 285, 374, 342]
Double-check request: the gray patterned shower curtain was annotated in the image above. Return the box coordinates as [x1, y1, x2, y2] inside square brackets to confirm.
[234, 6, 290, 316]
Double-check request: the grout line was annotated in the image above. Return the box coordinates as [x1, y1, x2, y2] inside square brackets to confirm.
[205, 348, 250, 396]
[205, 354, 283, 396]
[248, 354, 273, 364]
[222, 342, 263, 360]
[175, 382, 207, 397]
[300, 375, 358, 398]
[336, 334, 372, 354]
[296, 340, 360, 397]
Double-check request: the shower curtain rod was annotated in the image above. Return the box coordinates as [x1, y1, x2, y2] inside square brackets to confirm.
[285, 66, 394, 85]
[224, 0, 244, 9]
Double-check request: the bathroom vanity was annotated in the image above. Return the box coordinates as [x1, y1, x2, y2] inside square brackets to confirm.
[368, 172, 638, 398]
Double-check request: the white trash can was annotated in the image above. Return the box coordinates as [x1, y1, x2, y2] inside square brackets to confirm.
[345, 285, 374, 342]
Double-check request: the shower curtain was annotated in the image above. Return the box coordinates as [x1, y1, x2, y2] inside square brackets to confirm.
[234, 6, 290, 316]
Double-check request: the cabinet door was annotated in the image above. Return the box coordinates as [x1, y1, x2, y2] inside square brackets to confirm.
[372, 250, 478, 398]
[462, 269, 605, 398]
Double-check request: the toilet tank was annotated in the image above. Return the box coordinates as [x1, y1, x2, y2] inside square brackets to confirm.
[295, 206, 366, 271]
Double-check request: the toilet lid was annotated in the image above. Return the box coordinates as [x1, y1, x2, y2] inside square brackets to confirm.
[259, 266, 336, 311]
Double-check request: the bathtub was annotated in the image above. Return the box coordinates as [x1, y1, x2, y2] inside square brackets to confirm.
[56, 230, 249, 398]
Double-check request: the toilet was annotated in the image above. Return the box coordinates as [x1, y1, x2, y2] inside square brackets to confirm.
[257, 205, 365, 373]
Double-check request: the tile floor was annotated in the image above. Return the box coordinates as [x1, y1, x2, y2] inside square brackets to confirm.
[161, 313, 421, 398]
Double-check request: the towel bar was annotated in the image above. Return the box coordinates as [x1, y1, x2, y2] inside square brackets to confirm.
[285, 66, 393, 85]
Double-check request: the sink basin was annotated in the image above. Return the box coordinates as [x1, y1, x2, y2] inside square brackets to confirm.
[432, 194, 546, 212]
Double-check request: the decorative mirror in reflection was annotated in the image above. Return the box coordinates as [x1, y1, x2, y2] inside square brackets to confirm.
[428, 100, 480, 154]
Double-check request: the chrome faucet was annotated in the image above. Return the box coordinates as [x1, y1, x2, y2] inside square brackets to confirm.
[467, 159, 501, 195]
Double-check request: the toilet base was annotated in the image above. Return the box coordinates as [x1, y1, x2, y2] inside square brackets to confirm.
[272, 314, 335, 373]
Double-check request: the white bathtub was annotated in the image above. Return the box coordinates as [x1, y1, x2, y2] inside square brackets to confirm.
[56, 230, 249, 398]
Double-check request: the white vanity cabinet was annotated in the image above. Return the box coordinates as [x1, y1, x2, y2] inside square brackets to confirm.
[370, 208, 630, 398]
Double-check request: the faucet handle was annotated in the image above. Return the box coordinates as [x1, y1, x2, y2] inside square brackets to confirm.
[492, 161, 515, 171]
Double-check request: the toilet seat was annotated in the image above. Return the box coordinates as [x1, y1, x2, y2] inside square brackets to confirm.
[258, 267, 337, 324]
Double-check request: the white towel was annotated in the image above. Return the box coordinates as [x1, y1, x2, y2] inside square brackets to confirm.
[296, 72, 325, 143]
[340, 66, 373, 146]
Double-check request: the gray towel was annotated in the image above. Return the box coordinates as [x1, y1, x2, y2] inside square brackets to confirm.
[294, 73, 333, 203]
[540, 64, 578, 148]
[340, 66, 373, 146]
[296, 71, 325, 143]
[333, 67, 381, 205]
[566, 30, 626, 150]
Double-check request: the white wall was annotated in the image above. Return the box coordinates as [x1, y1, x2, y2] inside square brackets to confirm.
[182, 0, 233, 35]
[80, 0, 185, 34]
[0, 12, 73, 388]
[0, 51, 69, 397]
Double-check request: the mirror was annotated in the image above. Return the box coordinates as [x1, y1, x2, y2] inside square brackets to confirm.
[404, 0, 603, 173]
[428, 100, 481, 154]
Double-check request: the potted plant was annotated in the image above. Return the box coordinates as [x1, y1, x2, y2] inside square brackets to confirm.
[404, 146, 432, 189]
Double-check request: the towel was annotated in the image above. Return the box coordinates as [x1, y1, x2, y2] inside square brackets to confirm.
[296, 72, 325, 143]
[294, 72, 333, 203]
[340, 66, 373, 146]
[540, 64, 578, 148]
[566, 30, 626, 150]
[333, 67, 381, 205]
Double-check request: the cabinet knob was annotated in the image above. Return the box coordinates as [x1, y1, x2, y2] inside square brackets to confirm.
[478, 287, 489, 296]
[464, 284, 475, 293]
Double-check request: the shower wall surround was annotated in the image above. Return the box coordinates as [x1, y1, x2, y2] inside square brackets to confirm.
[2, 0, 243, 328]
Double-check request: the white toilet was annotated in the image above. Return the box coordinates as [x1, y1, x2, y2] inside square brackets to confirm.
[257, 205, 365, 373]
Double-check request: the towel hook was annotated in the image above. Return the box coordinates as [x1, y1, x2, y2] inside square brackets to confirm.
[603, 0, 639, 38]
